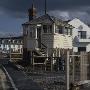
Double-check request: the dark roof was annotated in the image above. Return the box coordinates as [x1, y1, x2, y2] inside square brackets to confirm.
[22, 14, 68, 26]
[22, 14, 53, 25]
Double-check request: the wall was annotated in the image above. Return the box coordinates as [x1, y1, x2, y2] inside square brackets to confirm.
[54, 34, 72, 49]
[69, 18, 90, 52]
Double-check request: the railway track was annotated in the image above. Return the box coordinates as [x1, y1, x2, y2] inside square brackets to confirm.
[2, 65, 18, 90]
[0, 65, 16, 90]
[0, 59, 43, 90]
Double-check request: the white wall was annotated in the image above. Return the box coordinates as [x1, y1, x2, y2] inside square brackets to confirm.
[69, 18, 90, 52]
[53, 34, 72, 49]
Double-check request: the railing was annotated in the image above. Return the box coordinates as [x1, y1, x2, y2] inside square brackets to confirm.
[78, 35, 90, 39]
[41, 42, 47, 49]
[74, 35, 90, 42]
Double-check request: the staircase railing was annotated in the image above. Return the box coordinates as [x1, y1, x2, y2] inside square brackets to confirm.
[41, 42, 47, 49]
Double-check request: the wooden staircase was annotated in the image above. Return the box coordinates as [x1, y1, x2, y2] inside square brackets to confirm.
[45, 58, 51, 71]
[33, 43, 53, 71]
[35, 48, 46, 56]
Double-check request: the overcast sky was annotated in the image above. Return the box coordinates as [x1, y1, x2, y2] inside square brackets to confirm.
[0, 0, 90, 33]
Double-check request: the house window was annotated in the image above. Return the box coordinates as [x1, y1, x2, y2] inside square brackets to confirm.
[43, 25, 52, 33]
[55, 26, 63, 34]
[68, 29, 72, 35]
[30, 32, 33, 38]
[78, 31, 86, 39]
[23, 25, 28, 36]
[43, 25, 47, 33]
[49, 25, 52, 33]
[64, 27, 72, 35]
[78, 47, 86, 52]
[59, 26, 63, 34]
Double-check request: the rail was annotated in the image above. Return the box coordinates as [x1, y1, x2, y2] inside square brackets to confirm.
[2, 65, 18, 90]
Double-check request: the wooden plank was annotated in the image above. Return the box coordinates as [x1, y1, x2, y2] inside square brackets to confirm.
[65, 50, 70, 90]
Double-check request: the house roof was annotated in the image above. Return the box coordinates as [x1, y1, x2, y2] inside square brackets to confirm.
[22, 14, 73, 28]
[69, 18, 90, 29]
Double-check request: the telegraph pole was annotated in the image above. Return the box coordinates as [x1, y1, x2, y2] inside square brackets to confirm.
[9, 35, 12, 61]
[45, 0, 47, 14]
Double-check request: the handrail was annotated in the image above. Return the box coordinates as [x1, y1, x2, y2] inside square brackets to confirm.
[78, 35, 90, 39]
[36, 39, 47, 49]
[41, 42, 47, 49]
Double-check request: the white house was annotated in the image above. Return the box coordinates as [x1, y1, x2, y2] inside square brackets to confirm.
[69, 18, 90, 52]
[0, 36, 23, 54]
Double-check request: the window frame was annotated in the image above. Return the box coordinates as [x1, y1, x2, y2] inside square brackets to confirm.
[78, 31, 86, 39]
[78, 47, 86, 52]
[43, 25, 52, 34]
[55, 25, 63, 34]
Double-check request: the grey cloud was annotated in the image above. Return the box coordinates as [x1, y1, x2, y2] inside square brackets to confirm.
[48, 10, 90, 24]
[0, 0, 90, 12]
[0, 0, 90, 21]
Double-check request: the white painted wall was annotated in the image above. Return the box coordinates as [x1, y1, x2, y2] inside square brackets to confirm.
[69, 18, 90, 52]
[53, 34, 72, 49]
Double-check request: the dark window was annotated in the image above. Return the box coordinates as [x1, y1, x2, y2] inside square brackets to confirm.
[65, 27, 68, 35]
[64, 27, 72, 35]
[43, 25, 52, 33]
[78, 47, 86, 52]
[43, 25, 47, 33]
[56, 26, 63, 34]
[49, 25, 52, 33]
[30, 32, 33, 37]
[0, 40, 2, 44]
[78, 31, 86, 39]
[59, 26, 63, 34]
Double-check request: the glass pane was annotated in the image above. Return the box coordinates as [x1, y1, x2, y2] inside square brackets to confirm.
[56, 26, 63, 34]
[48, 25, 52, 33]
[78, 31, 86, 39]
[43, 25, 47, 33]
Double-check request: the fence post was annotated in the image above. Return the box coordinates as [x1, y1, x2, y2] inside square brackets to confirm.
[80, 52, 88, 81]
[72, 52, 75, 83]
[65, 50, 70, 90]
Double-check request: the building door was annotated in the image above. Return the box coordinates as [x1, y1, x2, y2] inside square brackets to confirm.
[37, 27, 41, 48]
